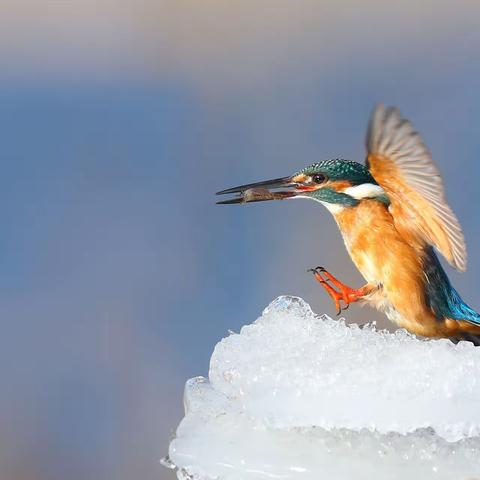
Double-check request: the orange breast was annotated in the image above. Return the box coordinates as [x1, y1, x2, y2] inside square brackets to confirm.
[332, 200, 463, 337]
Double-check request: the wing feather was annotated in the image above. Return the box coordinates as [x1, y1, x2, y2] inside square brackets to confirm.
[366, 104, 467, 271]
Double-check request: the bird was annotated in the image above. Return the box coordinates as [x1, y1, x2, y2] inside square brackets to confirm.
[216, 104, 480, 344]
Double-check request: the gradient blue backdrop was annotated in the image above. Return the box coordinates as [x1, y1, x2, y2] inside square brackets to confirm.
[1, 2, 480, 479]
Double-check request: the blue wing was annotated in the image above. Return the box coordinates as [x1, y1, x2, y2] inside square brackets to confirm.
[424, 248, 480, 326]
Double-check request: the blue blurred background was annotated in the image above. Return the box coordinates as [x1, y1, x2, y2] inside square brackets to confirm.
[1, 1, 480, 479]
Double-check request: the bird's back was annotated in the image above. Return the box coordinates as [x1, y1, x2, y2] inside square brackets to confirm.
[422, 247, 480, 342]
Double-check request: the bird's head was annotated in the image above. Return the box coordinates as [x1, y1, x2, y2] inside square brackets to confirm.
[216, 159, 389, 213]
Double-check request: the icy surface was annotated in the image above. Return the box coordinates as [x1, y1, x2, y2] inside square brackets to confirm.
[167, 296, 480, 479]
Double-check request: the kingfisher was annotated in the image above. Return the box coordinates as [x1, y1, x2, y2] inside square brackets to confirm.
[216, 105, 480, 344]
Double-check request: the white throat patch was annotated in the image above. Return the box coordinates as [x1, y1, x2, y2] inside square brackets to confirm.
[318, 201, 345, 214]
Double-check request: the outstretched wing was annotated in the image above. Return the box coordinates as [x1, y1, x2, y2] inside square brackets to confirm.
[366, 104, 466, 271]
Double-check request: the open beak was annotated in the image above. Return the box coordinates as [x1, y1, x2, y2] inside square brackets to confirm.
[216, 176, 300, 204]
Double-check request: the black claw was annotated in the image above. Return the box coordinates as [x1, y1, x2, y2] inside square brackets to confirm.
[315, 266, 326, 272]
[308, 268, 327, 283]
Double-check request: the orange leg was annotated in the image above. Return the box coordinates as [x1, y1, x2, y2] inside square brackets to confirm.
[308, 266, 372, 315]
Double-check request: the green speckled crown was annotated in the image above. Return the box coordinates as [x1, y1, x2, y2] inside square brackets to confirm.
[298, 159, 377, 186]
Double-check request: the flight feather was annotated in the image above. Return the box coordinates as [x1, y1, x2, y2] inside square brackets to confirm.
[365, 104, 466, 271]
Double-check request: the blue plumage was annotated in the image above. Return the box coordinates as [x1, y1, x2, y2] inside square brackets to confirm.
[424, 248, 480, 326]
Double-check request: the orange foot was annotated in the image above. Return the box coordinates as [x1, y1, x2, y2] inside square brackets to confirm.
[308, 266, 368, 315]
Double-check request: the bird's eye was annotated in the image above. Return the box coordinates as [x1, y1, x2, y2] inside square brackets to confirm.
[312, 173, 326, 184]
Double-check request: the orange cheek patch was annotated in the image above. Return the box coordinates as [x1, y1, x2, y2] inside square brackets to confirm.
[292, 174, 308, 184]
[329, 180, 353, 192]
[296, 185, 319, 192]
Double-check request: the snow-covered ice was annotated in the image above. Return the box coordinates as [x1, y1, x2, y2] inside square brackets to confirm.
[166, 296, 480, 479]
